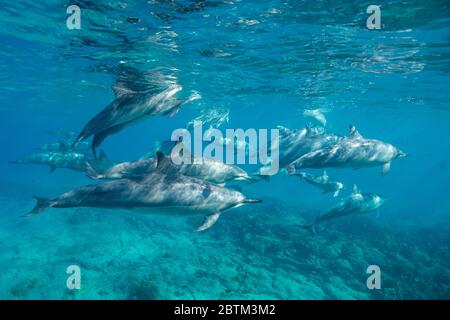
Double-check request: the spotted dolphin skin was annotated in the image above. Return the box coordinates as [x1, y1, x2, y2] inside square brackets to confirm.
[300, 185, 386, 236]
[294, 170, 344, 197]
[288, 125, 408, 175]
[24, 152, 261, 232]
[72, 79, 197, 157]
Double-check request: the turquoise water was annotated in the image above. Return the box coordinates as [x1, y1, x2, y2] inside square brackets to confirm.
[0, 1, 449, 299]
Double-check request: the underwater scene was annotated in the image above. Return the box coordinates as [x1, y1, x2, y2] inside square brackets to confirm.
[0, 0, 449, 300]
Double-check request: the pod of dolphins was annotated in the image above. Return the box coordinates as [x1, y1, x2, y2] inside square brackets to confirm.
[11, 81, 408, 234]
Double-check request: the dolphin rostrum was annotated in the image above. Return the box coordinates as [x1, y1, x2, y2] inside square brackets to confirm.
[287, 125, 407, 175]
[24, 152, 261, 232]
[300, 185, 386, 236]
[293, 170, 344, 197]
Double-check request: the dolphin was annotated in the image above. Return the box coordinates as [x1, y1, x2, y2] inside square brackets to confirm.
[293, 170, 344, 197]
[287, 125, 408, 175]
[255, 125, 342, 177]
[37, 140, 91, 154]
[72, 79, 198, 156]
[24, 152, 262, 232]
[10, 150, 115, 173]
[300, 185, 386, 236]
[86, 151, 255, 185]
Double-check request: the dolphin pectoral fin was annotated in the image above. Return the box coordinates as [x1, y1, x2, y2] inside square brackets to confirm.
[196, 212, 221, 232]
[382, 162, 391, 176]
[162, 104, 181, 117]
[333, 189, 340, 197]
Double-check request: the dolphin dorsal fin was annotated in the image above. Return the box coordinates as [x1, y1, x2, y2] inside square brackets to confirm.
[349, 125, 363, 139]
[352, 184, 360, 195]
[98, 150, 109, 160]
[156, 151, 167, 170]
[155, 151, 179, 173]
[322, 170, 328, 180]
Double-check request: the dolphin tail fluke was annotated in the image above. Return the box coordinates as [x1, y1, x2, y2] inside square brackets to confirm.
[22, 196, 55, 217]
[300, 223, 317, 236]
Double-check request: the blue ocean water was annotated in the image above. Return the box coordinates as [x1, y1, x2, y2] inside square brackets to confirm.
[0, 0, 449, 299]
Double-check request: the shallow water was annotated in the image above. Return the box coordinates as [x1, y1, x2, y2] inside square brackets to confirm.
[0, 1, 449, 299]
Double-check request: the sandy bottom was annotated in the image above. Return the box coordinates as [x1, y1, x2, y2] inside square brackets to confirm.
[0, 196, 449, 299]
